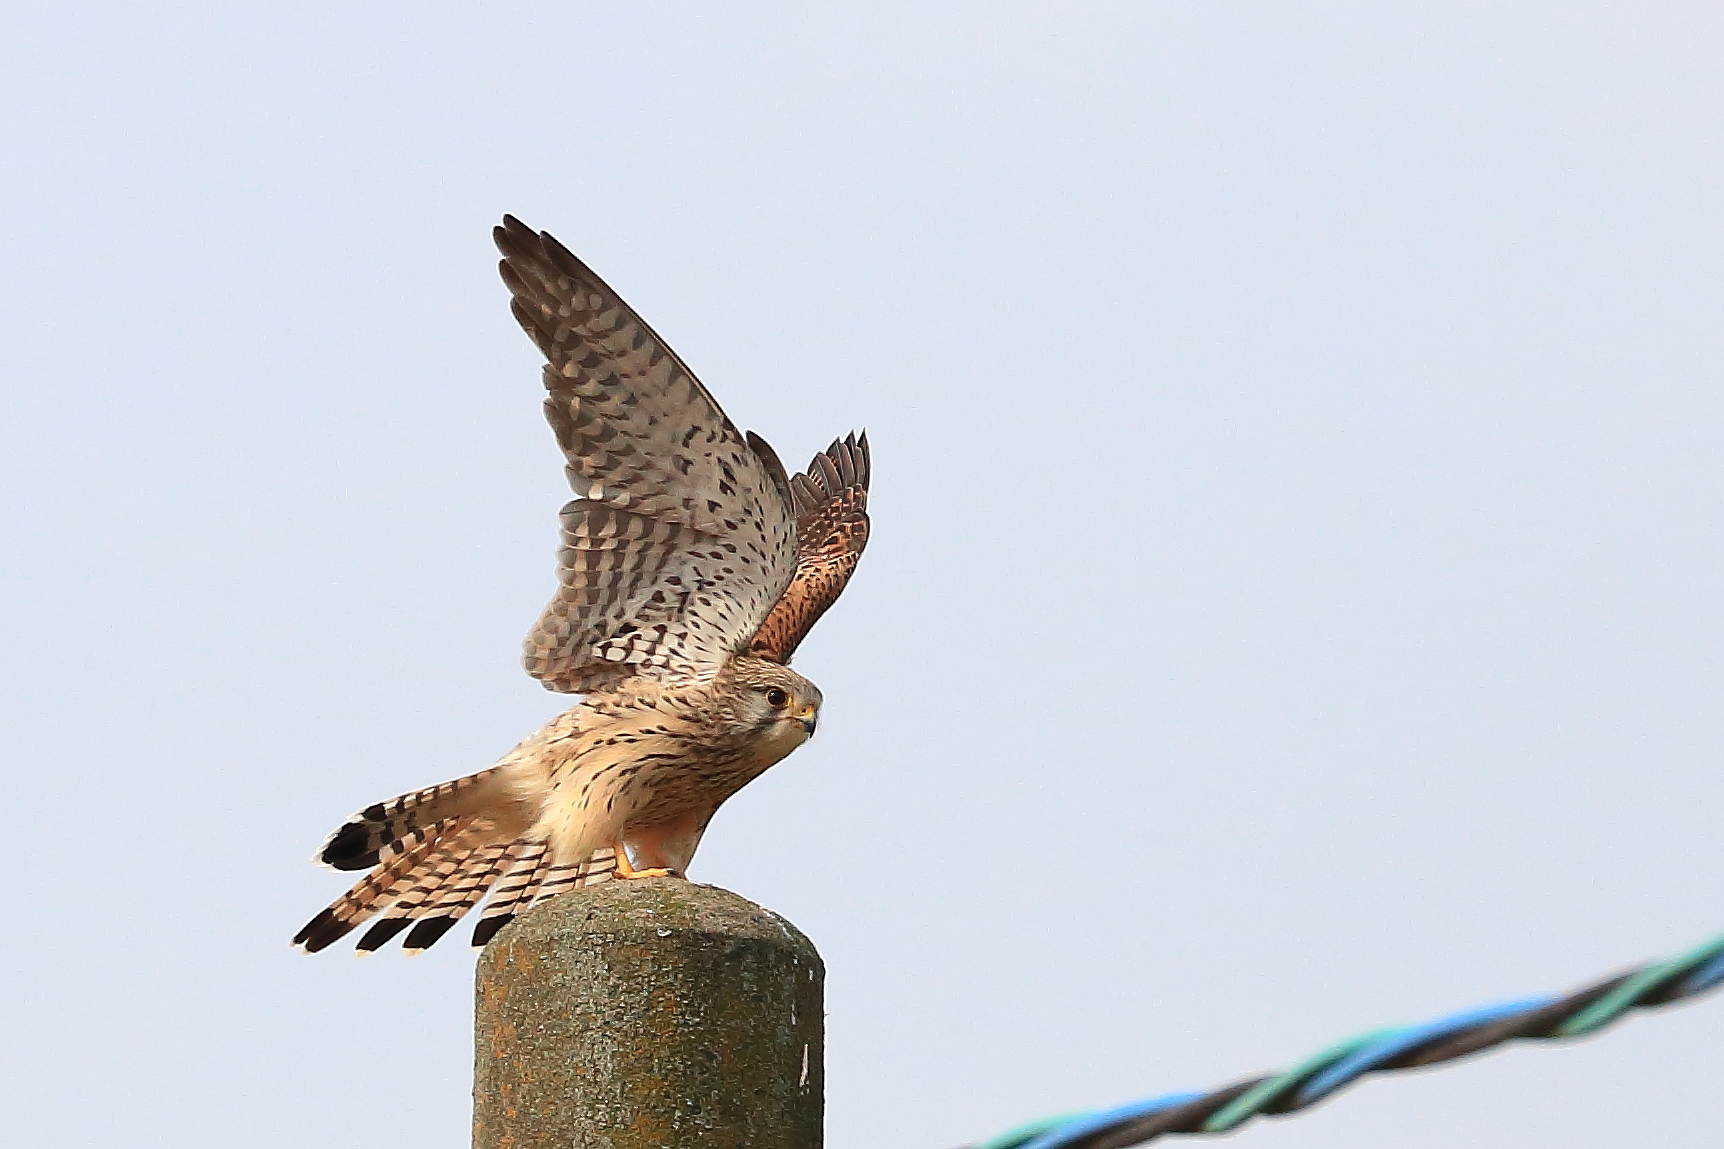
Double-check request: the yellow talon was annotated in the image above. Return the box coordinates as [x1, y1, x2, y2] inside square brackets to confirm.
[612, 843, 681, 880]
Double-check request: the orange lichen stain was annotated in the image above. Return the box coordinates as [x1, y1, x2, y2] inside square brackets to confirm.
[638, 979, 686, 1043]
[629, 1075, 670, 1096]
[627, 1108, 674, 1145]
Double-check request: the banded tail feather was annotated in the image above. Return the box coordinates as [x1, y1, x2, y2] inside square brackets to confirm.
[297, 817, 522, 955]
[294, 815, 477, 953]
[401, 842, 516, 954]
[467, 846, 619, 949]
[353, 839, 509, 954]
[469, 841, 551, 949]
[315, 768, 505, 871]
[297, 766, 531, 955]
[296, 804, 623, 954]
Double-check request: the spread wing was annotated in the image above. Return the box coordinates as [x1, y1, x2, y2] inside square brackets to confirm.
[749, 433, 871, 664]
[495, 216, 799, 692]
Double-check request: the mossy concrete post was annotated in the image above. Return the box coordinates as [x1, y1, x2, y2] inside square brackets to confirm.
[473, 879, 824, 1148]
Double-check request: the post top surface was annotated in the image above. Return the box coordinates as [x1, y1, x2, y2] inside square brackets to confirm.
[486, 878, 821, 966]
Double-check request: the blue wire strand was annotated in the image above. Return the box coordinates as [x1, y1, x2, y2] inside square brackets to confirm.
[1015, 1092, 1205, 1149]
[1293, 995, 1552, 1105]
[1682, 950, 1724, 995]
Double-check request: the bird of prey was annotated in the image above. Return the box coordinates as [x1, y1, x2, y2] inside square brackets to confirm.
[293, 216, 870, 955]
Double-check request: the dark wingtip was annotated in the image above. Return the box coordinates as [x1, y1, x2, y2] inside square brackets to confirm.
[494, 214, 540, 261]
[291, 908, 330, 947]
[747, 430, 794, 508]
[356, 917, 414, 953]
[293, 908, 354, 954]
[838, 430, 870, 491]
[804, 432, 871, 497]
[471, 914, 514, 949]
[402, 916, 460, 954]
[318, 822, 378, 871]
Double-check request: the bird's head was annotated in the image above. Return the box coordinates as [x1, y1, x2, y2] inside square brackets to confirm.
[723, 655, 823, 755]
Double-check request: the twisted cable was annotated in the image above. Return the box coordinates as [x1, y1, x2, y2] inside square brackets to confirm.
[954, 930, 1724, 1149]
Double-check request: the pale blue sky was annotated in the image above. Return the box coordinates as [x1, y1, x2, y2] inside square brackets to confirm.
[3, 4, 1721, 1147]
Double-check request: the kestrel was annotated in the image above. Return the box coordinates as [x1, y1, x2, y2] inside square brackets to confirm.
[293, 216, 870, 954]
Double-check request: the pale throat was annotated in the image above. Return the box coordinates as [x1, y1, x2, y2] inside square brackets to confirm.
[746, 715, 812, 770]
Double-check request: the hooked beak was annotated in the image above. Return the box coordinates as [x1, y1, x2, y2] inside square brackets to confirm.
[797, 705, 818, 737]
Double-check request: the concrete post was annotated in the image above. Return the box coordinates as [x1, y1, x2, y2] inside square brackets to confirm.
[473, 879, 824, 1149]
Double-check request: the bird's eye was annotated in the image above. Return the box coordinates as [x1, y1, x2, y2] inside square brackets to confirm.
[765, 687, 789, 708]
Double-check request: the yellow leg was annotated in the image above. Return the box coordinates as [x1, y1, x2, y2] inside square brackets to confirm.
[611, 840, 680, 880]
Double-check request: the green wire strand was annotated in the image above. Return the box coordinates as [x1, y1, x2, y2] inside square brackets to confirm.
[1202, 1027, 1400, 1132]
[1557, 932, 1724, 1037]
[973, 1112, 1091, 1149]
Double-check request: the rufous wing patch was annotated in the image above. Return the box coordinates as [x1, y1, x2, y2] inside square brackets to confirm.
[749, 432, 871, 663]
